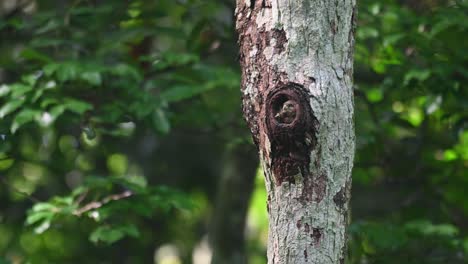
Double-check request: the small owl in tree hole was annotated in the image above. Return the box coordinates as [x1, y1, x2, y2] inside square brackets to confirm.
[275, 100, 297, 124]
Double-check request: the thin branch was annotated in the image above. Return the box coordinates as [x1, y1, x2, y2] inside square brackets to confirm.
[75, 189, 89, 206]
[73, 190, 133, 216]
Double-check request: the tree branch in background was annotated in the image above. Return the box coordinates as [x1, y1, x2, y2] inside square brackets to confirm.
[73, 190, 132, 216]
[209, 142, 258, 264]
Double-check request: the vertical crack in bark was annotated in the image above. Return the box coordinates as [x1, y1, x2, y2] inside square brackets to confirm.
[250, 0, 255, 10]
[271, 28, 287, 55]
[262, 0, 272, 8]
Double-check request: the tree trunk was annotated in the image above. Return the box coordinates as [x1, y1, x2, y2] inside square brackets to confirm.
[209, 142, 258, 264]
[235, 0, 356, 263]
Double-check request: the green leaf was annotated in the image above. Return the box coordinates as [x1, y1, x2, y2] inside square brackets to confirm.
[32, 88, 44, 102]
[26, 211, 54, 225]
[369, 3, 380, 15]
[33, 220, 51, 234]
[20, 48, 52, 63]
[52, 196, 74, 206]
[0, 99, 25, 118]
[63, 98, 93, 114]
[429, 18, 457, 38]
[109, 64, 142, 81]
[56, 63, 79, 82]
[43, 63, 59, 76]
[10, 83, 33, 97]
[443, 149, 458, 161]
[357, 26, 379, 39]
[403, 69, 431, 86]
[0, 84, 11, 97]
[383, 33, 404, 47]
[128, 9, 141, 18]
[44, 105, 66, 124]
[405, 107, 423, 127]
[81, 72, 102, 86]
[32, 202, 57, 212]
[160, 83, 218, 103]
[35, 19, 60, 34]
[106, 153, 128, 175]
[405, 220, 459, 236]
[152, 52, 199, 70]
[21, 73, 41, 86]
[0, 158, 14, 170]
[152, 108, 170, 134]
[366, 88, 383, 103]
[40, 98, 59, 109]
[11, 109, 40, 133]
[89, 224, 140, 244]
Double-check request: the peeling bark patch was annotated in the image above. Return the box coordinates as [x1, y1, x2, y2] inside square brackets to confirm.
[301, 173, 327, 203]
[333, 186, 346, 211]
[272, 28, 287, 55]
[311, 228, 323, 246]
[313, 174, 327, 202]
[265, 84, 318, 185]
[303, 223, 323, 247]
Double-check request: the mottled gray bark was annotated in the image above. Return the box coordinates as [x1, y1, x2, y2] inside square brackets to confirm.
[235, 0, 356, 263]
[210, 143, 258, 264]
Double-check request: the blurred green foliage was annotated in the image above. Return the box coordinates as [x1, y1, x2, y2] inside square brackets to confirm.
[0, 0, 467, 263]
[1, 0, 242, 263]
[351, 0, 467, 263]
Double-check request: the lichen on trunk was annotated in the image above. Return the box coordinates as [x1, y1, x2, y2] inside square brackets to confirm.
[235, 0, 356, 263]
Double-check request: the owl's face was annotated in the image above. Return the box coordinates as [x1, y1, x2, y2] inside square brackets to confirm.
[274, 100, 297, 124]
[283, 101, 296, 112]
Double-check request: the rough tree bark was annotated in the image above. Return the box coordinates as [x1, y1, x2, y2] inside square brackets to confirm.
[235, 0, 356, 263]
